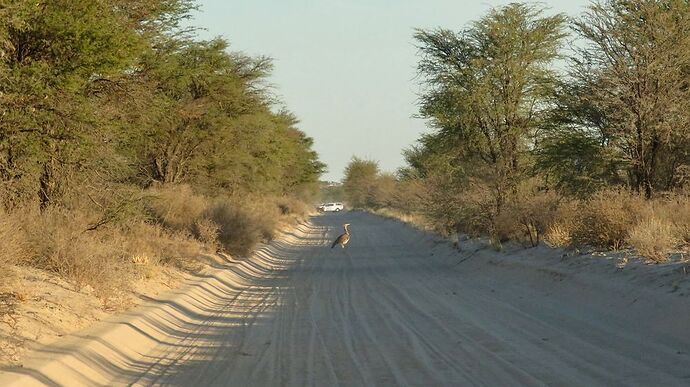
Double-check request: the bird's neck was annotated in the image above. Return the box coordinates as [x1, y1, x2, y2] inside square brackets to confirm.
[344, 225, 349, 234]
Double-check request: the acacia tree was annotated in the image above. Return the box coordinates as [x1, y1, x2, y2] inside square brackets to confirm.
[343, 157, 380, 208]
[0, 0, 194, 209]
[271, 113, 325, 198]
[130, 38, 272, 185]
[414, 3, 566, 214]
[571, 0, 690, 198]
[112, 36, 324, 197]
[196, 110, 324, 196]
[1, 0, 324, 211]
[0, 0, 147, 208]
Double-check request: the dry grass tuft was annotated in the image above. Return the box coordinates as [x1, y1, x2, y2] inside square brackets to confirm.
[570, 189, 645, 250]
[628, 217, 678, 262]
[542, 201, 578, 248]
[656, 194, 690, 245]
[544, 222, 573, 248]
[20, 208, 135, 298]
[0, 211, 31, 286]
[121, 221, 202, 270]
[0, 211, 30, 258]
[372, 207, 433, 231]
[275, 197, 309, 218]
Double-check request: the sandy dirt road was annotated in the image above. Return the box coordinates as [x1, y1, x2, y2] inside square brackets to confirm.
[2, 211, 690, 386]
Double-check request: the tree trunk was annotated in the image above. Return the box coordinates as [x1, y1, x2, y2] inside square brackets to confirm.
[38, 155, 58, 210]
[644, 134, 660, 199]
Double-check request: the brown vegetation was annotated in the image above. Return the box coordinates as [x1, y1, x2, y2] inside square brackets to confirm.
[358, 181, 690, 262]
[343, 154, 690, 261]
[628, 217, 678, 263]
[570, 190, 644, 250]
[1, 185, 311, 302]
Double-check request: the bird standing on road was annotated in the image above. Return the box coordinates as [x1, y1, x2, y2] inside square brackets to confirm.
[331, 223, 351, 249]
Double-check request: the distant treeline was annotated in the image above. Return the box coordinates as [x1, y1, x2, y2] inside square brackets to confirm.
[343, 1, 690, 261]
[0, 0, 324, 210]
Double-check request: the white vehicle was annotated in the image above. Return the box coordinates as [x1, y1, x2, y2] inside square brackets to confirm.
[318, 202, 344, 212]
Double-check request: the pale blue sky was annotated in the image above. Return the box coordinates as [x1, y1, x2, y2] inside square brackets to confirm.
[187, 1, 590, 181]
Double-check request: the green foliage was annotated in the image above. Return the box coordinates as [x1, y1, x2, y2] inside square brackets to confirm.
[0, 0, 147, 208]
[0, 0, 323, 212]
[414, 3, 567, 213]
[570, 0, 690, 197]
[319, 182, 345, 203]
[342, 157, 380, 208]
[401, 0, 690, 257]
[341, 157, 427, 215]
[535, 130, 626, 196]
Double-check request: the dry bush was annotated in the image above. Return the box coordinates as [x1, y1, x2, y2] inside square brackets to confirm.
[655, 194, 690, 245]
[543, 201, 579, 248]
[147, 186, 297, 256]
[544, 223, 572, 248]
[148, 185, 207, 231]
[205, 198, 280, 256]
[204, 200, 259, 256]
[493, 210, 520, 244]
[0, 211, 30, 291]
[146, 185, 229, 251]
[15, 207, 203, 298]
[22, 208, 136, 298]
[628, 217, 678, 262]
[0, 211, 31, 267]
[193, 219, 220, 250]
[412, 175, 690, 259]
[495, 188, 561, 247]
[122, 221, 202, 270]
[1, 207, 152, 299]
[275, 196, 309, 218]
[446, 183, 496, 237]
[571, 189, 647, 250]
[249, 199, 281, 240]
[0, 183, 300, 302]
